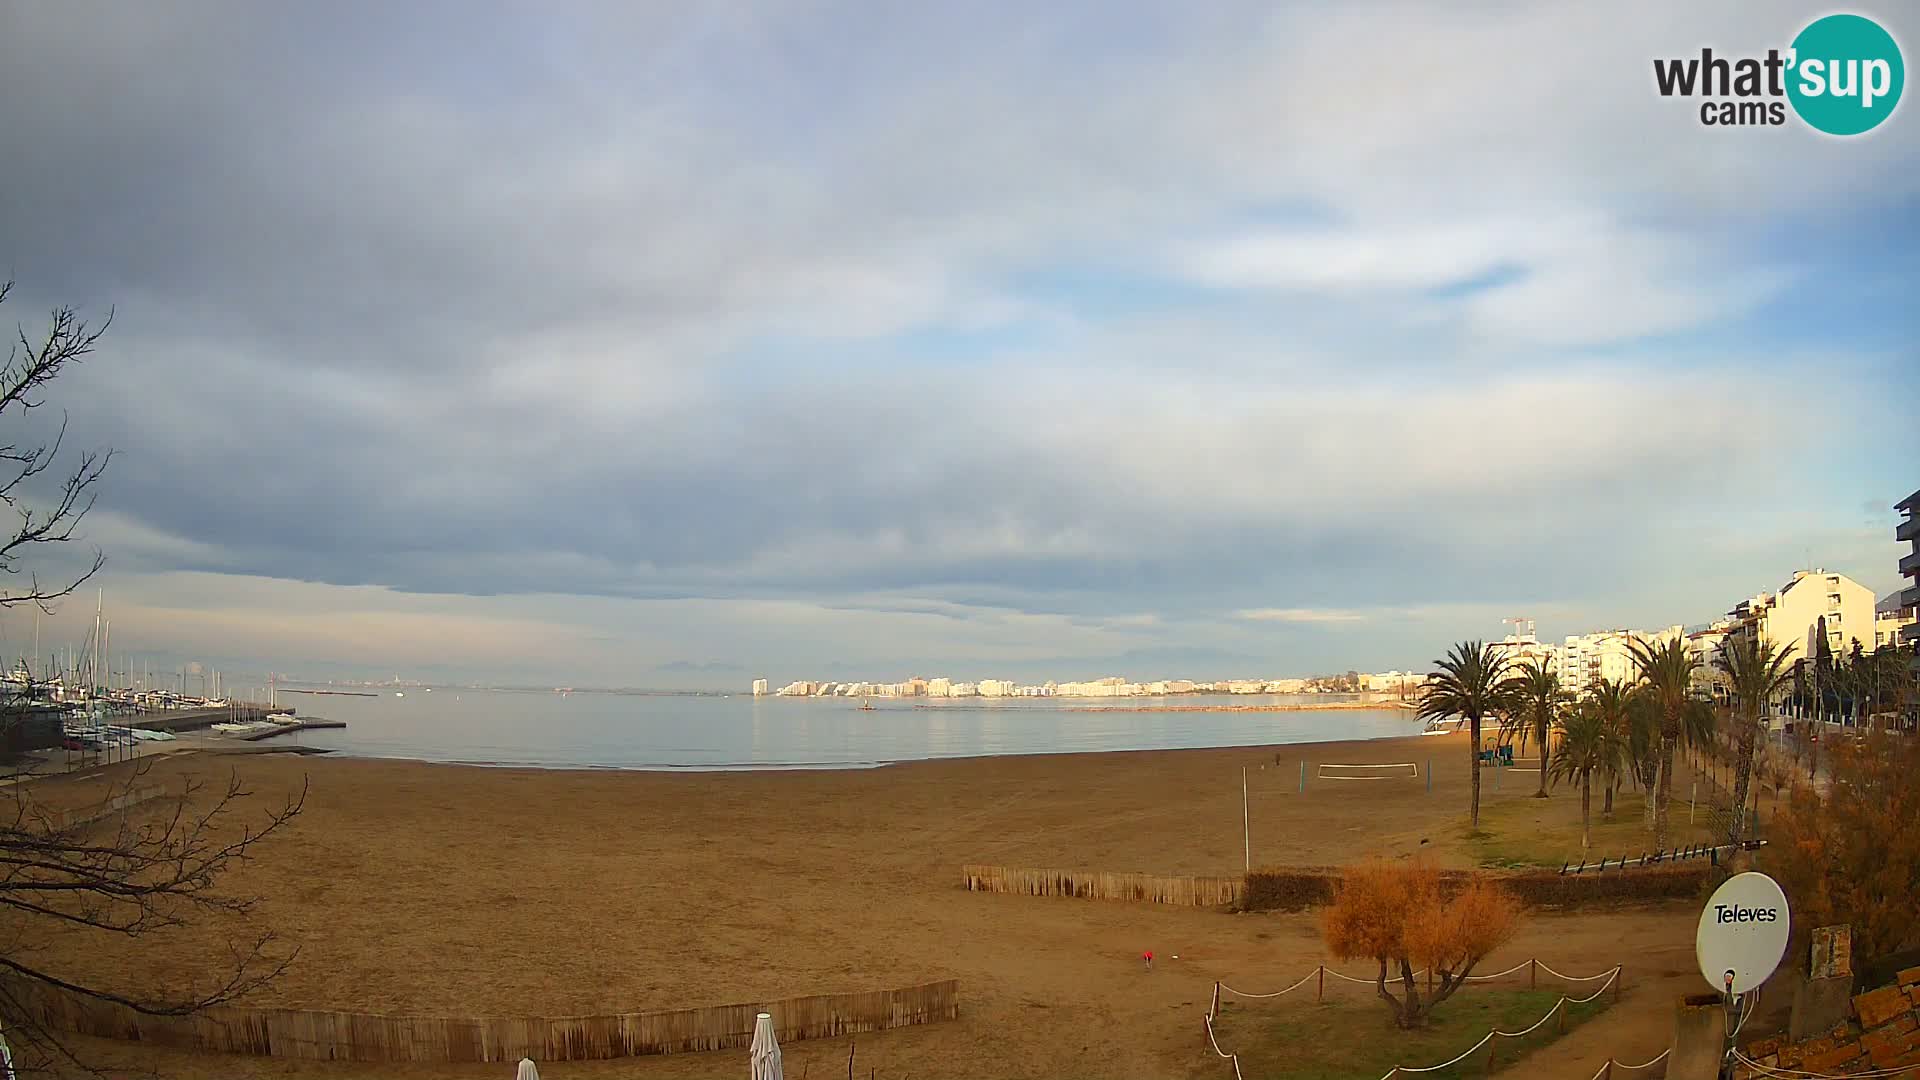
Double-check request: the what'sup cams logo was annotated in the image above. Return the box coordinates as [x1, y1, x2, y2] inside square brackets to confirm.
[1654, 13, 1904, 134]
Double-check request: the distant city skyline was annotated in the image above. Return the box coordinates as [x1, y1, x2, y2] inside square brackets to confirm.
[0, 5, 1913, 686]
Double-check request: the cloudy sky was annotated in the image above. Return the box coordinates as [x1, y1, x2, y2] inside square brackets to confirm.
[1, 2, 1914, 689]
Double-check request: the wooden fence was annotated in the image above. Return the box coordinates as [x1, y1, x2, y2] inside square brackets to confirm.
[2, 976, 959, 1063]
[963, 863, 1243, 907]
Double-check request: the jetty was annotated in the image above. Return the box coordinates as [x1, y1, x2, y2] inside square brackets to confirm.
[276, 689, 379, 697]
[133, 704, 287, 734]
[239, 717, 346, 741]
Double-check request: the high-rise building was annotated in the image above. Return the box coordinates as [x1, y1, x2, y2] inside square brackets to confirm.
[1876, 594, 1916, 651]
[1556, 626, 1683, 698]
[1686, 622, 1734, 699]
[752, 678, 768, 696]
[1725, 569, 1876, 662]
[1898, 490, 1919, 657]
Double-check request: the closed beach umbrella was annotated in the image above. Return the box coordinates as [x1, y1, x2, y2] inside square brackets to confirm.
[750, 1011, 783, 1080]
[514, 1058, 539, 1080]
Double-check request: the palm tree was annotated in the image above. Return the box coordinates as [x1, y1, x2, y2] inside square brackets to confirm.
[1587, 678, 1634, 817]
[1715, 636, 1796, 847]
[1624, 686, 1663, 830]
[1550, 700, 1623, 852]
[1512, 657, 1562, 798]
[1418, 641, 1520, 829]
[1628, 636, 1704, 847]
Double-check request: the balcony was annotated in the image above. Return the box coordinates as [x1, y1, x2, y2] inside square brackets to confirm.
[1900, 514, 1920, 543]
[1903, 549, 1920, 577]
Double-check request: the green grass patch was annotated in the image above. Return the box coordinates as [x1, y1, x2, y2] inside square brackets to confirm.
[1207, 987, 1610, 1080]
[1463, 789, 1720, 869]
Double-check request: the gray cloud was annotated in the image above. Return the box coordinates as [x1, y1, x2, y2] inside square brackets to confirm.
[1, 1, 1915, 682]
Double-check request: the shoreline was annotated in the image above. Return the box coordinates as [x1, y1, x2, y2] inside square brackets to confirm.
[1057, 700, 1417, 713]
[295, 722, 1443, 772]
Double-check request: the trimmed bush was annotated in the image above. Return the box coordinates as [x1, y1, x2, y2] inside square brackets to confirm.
[1238, 861, 1709, 912]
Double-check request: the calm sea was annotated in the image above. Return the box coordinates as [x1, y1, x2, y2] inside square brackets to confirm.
[273, 689, 1424, 770]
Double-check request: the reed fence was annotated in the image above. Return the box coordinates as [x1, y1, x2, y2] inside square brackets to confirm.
[962, 863, 1243, 907]
[1, 976, 959, 1063]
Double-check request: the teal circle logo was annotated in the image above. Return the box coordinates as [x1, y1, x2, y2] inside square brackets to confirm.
[1787, 14, 1904, 135]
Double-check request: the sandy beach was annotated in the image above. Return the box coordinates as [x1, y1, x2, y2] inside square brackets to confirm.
[26, 733, 1726, 1079]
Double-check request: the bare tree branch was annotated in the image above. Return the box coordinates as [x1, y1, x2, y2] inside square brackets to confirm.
[0, 280, 114, 612]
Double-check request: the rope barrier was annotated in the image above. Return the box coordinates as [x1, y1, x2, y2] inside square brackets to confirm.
[1220, 958, 1611, 996]
[1217, 969, 1322, 999]
[1462, 960, 1533, 982]
[1201, 1011, 1246, 1080]
[1374, 969, 1619, 1079]
[1587, 1048, 1670, 1080]
[1535, 961, 1627, 982]
[1205, 963, 1623, 1080]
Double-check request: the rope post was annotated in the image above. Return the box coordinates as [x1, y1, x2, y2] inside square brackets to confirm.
[1317, 965, 1324, 1002]
[1484, 1034, 1497, 1075]
[1613, 966, 1623, 1004]
[1602, 1062, 1612, 1080]
[1556, 998, 1567, 1034]
[1529, 958, 1537, 989]
[1299, 760, 1306, 794]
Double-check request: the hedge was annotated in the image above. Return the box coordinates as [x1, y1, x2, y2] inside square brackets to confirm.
[1238, 861, 1712, 913]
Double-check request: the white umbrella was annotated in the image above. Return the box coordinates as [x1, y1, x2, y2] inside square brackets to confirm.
[514, 1057, 539, 1080]
[750, 1011, 784, 1080]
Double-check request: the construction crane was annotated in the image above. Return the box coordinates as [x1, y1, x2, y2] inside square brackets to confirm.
[1503, 615, 1536, 642]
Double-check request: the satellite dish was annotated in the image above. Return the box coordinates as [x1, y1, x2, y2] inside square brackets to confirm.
[1695, 872, 1790, 995]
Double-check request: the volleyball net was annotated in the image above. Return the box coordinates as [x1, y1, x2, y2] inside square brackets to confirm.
[1316, 762, 1420, 781]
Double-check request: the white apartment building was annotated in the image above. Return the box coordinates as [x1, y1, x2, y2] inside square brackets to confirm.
[1687, 622, 1733, 698]
[1556, 626, 1683, 698]
[1490, 631, 1558, 682]
[1363, 671, 1422, 695]
[926, 677, 952, 698]
[751, 678, 768, 696]
[1725, 569, 1876, 662]
[977, 679, 1014, 697]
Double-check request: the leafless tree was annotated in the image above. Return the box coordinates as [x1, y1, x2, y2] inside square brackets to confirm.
[0, 281, 305, 1075]
[0, 280, 113, 615]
